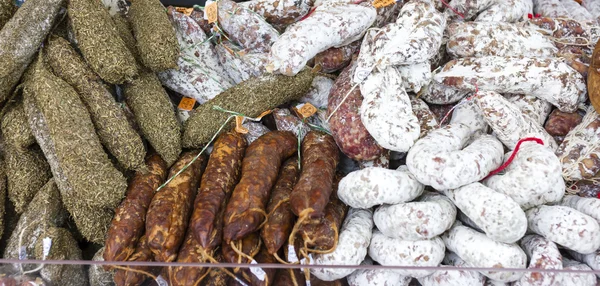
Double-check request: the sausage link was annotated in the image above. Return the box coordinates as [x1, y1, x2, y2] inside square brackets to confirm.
[261, 157, 300, 255]
[314, 41, 360, 74]
[290, 131, 339, 218]
[245, 246, 278, 286]
[204, 251, 229, 286]
[191, 131, 247, 250]
[146, 151, 208, 262]
[104, 154, 168, 265]
[113, 235, 158, 286]
[222, 232, 262, 265]
[223, 131, 297, 243]
[167, 230, 208, 286]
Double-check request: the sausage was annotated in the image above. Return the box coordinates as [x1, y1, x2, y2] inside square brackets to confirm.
[583, 0, 600, 20]
[449, 99, 489, 136]
[369, 230, 446, 278]
[1, 101, 35, 150]
[406, 124, 504, 190]
[245, 246, 278, 286]
[328, 62, 384, 161]
[357, 150, 390, 169]
[437, 57, 586, 112]
[410, 96, 439, 138]
[446, 22, 557, 58]
[314, 41, 360, 74]
[191, 132, 247, 250]
[418, 252, 486, 286]
[273, 108, 310, 141]
[261, 157, 299, 255]
[567, 249, 600, 278]
[396, 62, 432, 93]
[242, 122, 271, 145]
[442, 183, 527, 244]
[273, 269, 305, 286]
[104, 154, 168, 264]
[347, 258, 411, 286]
[507, 95, 553, 127]
[223, 131, 297, 243]
[360, 67, 421, 152]
[533, 0, 569, 17]
[429, 103, 458, 125]
[526, 205, 600, 254]
[338, 166, 424, 209]
[300, 76, 335, 109]
[113, 235, 158, 286]
[560, 0, 596, 21]
[558, 258, 597, 286]
[556, 106, 600, 181]
[204, 251, 229, 286]
[222, 232, 262, 265]
[213, 40, 269, 85]
[560, 195, 600, 224]
[146, 151, 208, 262]
[268, 2, 376, 76]
[420, 81, 471, 105]
[513, 235, 562, 286]
[442, 223, 527, 282]
[167, 230, 209, 286]
[310, 208, 373, 281]
[483, 141, 565, 210]
[374, 191, 456, 241]
[474, 0, 532, 22]
[545, 109, 583, 137]
[474, 90, 558, 151]
[443, 0, 495, 20]
[290, 131, 339, 218]
[239, 0, 311, 26]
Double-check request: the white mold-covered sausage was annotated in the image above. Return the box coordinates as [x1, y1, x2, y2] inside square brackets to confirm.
[358, 151, 390, 170]
[475, 0, 533, 22]
[347, 257, 411, 286]
[442, 224, 527, 282]
[446, 22, 557, 58]
[410, 96, 439, 138]
[534, 0, 569, 17]
[374, 191, 456, 241]
[242, 122, 270, 145]
[567, 249, 600, 278]
[337, 166, 424, 209]
[396, 62, 432, 93]
[506, 95, 553, 127]
[443, 0, 496, 20]
[406, 124, 504, 190]
[420, 81, 471, 105]
[268, 2, 376, 76]
[474, 90, 558, 151]
[310, 208, 374, 281]
[556, 106, 600, 181]
[442, 183, 527, 244]
[369, 230, 446, 278]
[360, 67, 421, 152]
[450, 99, 489, 137]
[513, 235, 562, 286]
[418, 251, 486, 286]
[526, 205, 600, 254]
[583, 0, 600, 20]
[560, 0, 596, 22]
[560, 195, 600, 224]
[214, 41, 269, 84]
[434, 57, 586, 113]
[299, 76, 335, 109]
[557, 257, 597, 286]
[483, 141, 565, 210]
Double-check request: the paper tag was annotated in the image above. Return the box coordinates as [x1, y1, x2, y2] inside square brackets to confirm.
[256, 109, 273, 120]
[155, 275, 168, 286]
[294, 103, 317, 119]
[178, 97, 196, 111]
[205, 1, 218, 23]
[19, 246, 27, 260]
[306, 280, 312, 286]
[250, 260, 266, 281]
[372, 0, 396, 8]
[287, 244, 299, 263]
[42, 237, 52, 258]
[175, 7, 194, 16]
[235, 116, 249, 134]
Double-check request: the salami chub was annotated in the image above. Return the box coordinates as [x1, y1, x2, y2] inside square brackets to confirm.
[290, 130, 340, 218]
[104, 154, 168, 265]
[223, 131, 297, 243]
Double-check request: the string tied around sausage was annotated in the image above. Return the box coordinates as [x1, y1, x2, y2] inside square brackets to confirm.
[483, 137, 545, 180]
[438, 82, 479, 127]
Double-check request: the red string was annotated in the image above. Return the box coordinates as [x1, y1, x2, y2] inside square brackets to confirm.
[438, 83, 478, 127]
[484, 137, 544, 180]
[440, 0, 465, 19]
[299, 7, 316, 21]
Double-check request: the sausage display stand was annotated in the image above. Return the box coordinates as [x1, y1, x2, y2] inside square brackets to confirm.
[1, 0, 600, 285]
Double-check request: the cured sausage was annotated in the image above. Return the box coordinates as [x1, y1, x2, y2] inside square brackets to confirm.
[556, 106, 600, 181]
[513, 235, 562, 286]
[113, 235, 158, 286]
[474, 0, 532, 22]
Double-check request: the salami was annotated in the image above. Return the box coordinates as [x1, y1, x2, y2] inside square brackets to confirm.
[558, 258, 597, 286]
[513, 235, 562, 286]
[240, 0, 311, 26]
[567, 249, 600, 278]
[410, 96, 439, 138]
[420, 81, 471, 105]
[484, 141, 565, 210]
[449, 99, 489, 136]
[396, 62, 432, 93]
[218, 0, 280, 53]
[474, 0, 533, 22]
[533, 0, 569, 17]
[443, 0, 496, 20]
[214, 40, 269, 85]
[300, 76, 335, 109]
[561, 0, 596, 22]
[526, 205, 600, 254]
[507, 95, 553, 126]
[113, 235, 158, 286]
[443, 183, 527, 243]
[242, 122, 270, 145]
[418, 252, 486, 286]
[442, 223, 527, 282]
[223, 131, 297, 243]
[556, 106, 600, 181]
[347, 258, 411, 286]
[583, 0, 600, 21]
[560, 195, 600, 224]
[314, 41, 360, 74]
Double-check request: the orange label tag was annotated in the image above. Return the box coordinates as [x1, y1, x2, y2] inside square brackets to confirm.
[294, 103, 317, 119]
[373, 0, 395, 8]
[175, 7, 194, 16]
[256, 109, 273, 120]
[235, 116, 249, 134]
[205, 2, 218, 24]
[178, 97, 196, 111]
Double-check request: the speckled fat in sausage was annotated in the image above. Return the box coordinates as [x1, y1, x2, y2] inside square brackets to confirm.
[561, 0, 596, 22]
[360, 67, 420, 153]
[268, 2, 376, 76]
[475, 0, 533, 22]
[506, 95, 553, 126]
[337, 166, 424, 209]
[560, 195, 600, 224]
[410, 96, 439, 138]
[442, 224, 527, 282]
[374, 191, 456, 240]
[533, 0, 569, 17]
[567, 249, 600, 278]
[347, 257, 411, 286]
[217, 0, 279, 53]
[420, 81, 471, 105]
[435, 57, 586, 113]
[444, 0, 496, 20]
[474, 90, 558, 151]
[513, 235, 562, 286]
[484, 142, 565, 210]
[556, 106, 600, 181]
[557, 257, 597, 286]
[369, 230, 446, 278]
[446, 22, 557, 58]
[583, 0, 600, 20]
[310, 208, 374, 281]
[418, 251, 486, 286]
[443, 183, 527, 243]
[526, 205, 600, 254]
[406, 124, 504, 190]
[449, 99, 489, 137]
[396, 62, 432, 93]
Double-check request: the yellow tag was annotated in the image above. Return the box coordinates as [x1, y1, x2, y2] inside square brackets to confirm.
[175, 7, 194, 16]
[178, 97, 196, 111]
[294, 103, 317, 119]
[205, 2, 218, 24]
[235, 116, 249, 134]
[256, 109, 273, 120]
[373, 0, 396, 8]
